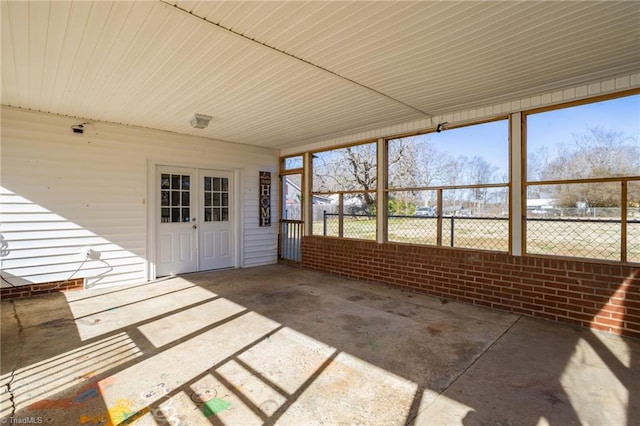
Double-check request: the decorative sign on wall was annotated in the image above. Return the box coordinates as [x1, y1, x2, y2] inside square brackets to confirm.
[259, 171, 271, 227]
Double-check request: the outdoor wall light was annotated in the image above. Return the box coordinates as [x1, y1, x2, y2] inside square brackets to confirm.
[190, 114, 212, 129]
[436, 122, 449, 133]
[71, 122, 89, 134]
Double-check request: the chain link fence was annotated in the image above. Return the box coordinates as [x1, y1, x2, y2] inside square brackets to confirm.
[311, 200, 639, 260]
[317, 211, 639, 260]
[322, 213, 509, 250]
[388, 216, 438, 245]
[318, 211, 377, 240]
[527, 216, 640, 261]
[629, 221, 640, 263]
[387, 215, 508, 251]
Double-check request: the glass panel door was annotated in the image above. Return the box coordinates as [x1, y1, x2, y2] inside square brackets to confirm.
[157, 168, 197, 276]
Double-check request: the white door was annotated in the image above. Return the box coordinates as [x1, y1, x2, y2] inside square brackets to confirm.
[199, 170, 235, 270]
[156, 167, 197, 276]
[156, 167, 235, 277]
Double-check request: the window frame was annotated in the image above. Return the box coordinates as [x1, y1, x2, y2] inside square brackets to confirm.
[522, 89, 640, 263]
[280, 89, 639, 265]
[384, 117, 511, 252]
[309, 140, 379, 241]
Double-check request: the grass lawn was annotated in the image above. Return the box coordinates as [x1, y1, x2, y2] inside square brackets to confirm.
[310, 216, 639, 262]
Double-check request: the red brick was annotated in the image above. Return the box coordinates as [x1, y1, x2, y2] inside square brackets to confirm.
[301, 236, 637, 337]
[593, 316, 625, 327]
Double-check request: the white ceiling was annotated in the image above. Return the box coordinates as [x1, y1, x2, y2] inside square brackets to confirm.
[2, 1, 639, 150]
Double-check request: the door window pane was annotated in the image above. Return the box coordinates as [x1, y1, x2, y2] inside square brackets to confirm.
[161, 174, 170, 189]
[161, 173, 191, 223]
[171, 191, 180, 206]
[203, 175, 230, 222]
[181, 175, 190, 190]
[171, 175, 180, 189]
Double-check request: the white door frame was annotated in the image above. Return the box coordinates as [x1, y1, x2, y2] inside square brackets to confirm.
[146, 160, 243, 280]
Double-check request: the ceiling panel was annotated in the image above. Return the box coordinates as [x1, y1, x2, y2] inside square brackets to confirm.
[2, 1, 639, 149]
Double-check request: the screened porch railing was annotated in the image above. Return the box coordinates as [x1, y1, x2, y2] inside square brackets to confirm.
[280, 220, 303, 261]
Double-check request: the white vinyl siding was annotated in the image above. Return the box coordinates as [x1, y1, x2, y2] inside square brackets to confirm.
[0, 107, 278, 288]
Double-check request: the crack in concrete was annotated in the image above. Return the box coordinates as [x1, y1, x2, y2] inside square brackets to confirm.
[4, 300, 24, 418]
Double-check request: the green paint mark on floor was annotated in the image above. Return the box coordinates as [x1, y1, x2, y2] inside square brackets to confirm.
[203, 398, 231, 417]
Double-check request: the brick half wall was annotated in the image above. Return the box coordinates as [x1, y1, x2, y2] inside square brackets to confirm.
[301, 236, 640, 339]
[0, 279, 84, 300]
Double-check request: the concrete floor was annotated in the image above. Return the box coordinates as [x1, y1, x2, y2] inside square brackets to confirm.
[1, 264, 638, 426]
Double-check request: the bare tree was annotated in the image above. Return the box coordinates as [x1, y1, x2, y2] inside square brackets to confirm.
[314, 136, 506, 213]
[539, 127, 640, 207]
[465, 156, 498, 213]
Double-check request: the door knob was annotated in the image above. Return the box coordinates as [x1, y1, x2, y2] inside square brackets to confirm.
[193, 224, 197, 229]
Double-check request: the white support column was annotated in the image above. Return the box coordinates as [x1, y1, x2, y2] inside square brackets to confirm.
[377, 138, 386, 244]
[511, 112, 523, 256]
[303, 152, 313, 237]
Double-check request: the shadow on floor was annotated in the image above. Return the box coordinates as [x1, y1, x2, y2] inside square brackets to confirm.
[1, 264, 638, 425]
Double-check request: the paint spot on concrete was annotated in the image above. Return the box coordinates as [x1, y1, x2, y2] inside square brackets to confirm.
[142, 383, 167, 399]
[107, 398, 136, 424]
[79, 413, 109, 424]
[427, 322, 449, 336]
[368, 337, 379, 351]
[190, 387, 217, 403]
[203, 398, 231, 417]
[74, 387, 98, 403]
[28, 382, 100, 410]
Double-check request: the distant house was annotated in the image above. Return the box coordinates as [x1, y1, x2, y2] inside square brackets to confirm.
[526, 198, 555, 213]
[285, 177, 331, 205]
[443, 205, 472, 216]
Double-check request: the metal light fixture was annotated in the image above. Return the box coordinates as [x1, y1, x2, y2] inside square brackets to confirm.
[436, 122, 449, 133]
[190, 114, 212, 129]
[71, 122, 89, 134]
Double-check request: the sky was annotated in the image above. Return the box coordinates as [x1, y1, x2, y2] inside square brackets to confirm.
[415, 93, 639, 179]
[422, 119, 510, 178]
[307, 93, 639, 188]
[527, 94, 640, 155]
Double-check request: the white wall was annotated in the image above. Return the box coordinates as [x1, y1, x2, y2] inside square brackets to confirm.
[0, 107, 279, 288]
